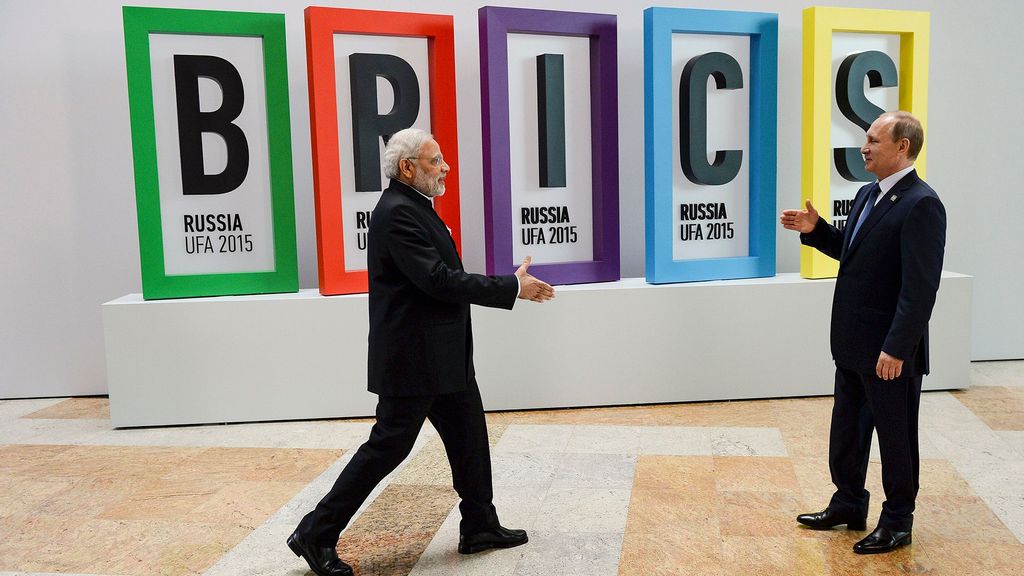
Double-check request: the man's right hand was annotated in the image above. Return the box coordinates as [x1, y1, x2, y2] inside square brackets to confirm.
[514, 256, 555, 303]
[780, 200, 819, 234]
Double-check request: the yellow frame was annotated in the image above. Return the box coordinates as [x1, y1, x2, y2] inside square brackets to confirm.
[801, 6, 930, 278]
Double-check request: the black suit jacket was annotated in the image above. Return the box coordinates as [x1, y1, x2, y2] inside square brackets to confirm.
[801, 169, 946, 377]
[366, 179, 518, 396]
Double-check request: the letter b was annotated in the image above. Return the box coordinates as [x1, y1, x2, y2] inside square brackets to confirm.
[173, 55, 249, 196]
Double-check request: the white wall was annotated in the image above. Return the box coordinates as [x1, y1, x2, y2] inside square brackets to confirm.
[1, 0, 1020, 398]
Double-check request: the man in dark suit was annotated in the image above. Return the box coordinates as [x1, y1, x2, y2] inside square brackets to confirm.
[288, 128, 555, 576]
[781, 111, 946, 554]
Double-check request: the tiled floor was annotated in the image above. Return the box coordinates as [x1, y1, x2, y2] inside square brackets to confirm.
[0, 361, 1022, 575]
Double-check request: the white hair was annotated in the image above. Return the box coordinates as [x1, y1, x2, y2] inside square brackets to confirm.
[382, 128, 434, 179]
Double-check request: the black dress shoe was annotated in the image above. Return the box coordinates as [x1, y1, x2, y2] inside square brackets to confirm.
[458, 525, 529, 554]
[287, 531, 354, 576]
[853, 526, 912, 554]
[796, 508, 867, 530]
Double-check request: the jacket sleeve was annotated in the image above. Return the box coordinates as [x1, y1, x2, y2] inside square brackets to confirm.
[800, 216, 845, 261]
[882, 195, 947, 360]
[385, 204, 518, 309]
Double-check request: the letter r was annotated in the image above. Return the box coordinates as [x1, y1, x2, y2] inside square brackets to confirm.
[349, 53, 421, 192]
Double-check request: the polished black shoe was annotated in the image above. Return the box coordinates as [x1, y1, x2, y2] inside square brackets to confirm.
[458, 525, 529, 554]
[796, 508, 867, 530]
[287, 531, 353, 576]
[853, 526, 912, 554]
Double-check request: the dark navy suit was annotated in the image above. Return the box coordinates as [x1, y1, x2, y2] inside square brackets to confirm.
[801, 169, 946, 530]
[298, 179, 518, 545]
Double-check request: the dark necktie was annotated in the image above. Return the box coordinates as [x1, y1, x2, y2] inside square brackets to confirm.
[849, 182, 881, 241]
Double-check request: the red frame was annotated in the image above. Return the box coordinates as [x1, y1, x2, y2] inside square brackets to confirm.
[305, 7, 462, 295]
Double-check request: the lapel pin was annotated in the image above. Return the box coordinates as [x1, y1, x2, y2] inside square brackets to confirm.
[890, 194, 897, 202]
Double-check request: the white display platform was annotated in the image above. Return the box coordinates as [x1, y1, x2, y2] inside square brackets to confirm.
[102, 272, 972, 428]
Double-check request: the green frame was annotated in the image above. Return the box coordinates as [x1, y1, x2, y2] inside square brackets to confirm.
[123, 6, 297, 299]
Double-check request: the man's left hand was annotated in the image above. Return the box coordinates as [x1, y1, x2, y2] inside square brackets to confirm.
[876, 351, 904, 381]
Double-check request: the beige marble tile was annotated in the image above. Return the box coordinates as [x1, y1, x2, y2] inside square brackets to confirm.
[791, 456, 836, 508]
[919, 459, 974, 497]
[769, 396, 834, 431]
[190, 480, 310, 529]
[721, 535, 827, 576]
[0, 443, 343, 575]
[159, 446, 340, 482]
[46, 445, 203, 479]
[713, 456, 800, 493]
[99, 477, 222, 521]
[952, 386, 1024, 431]
[489, 398, 780, 427]
[818, 538, 938, 576]
[98, 520, 252, 576]
[0, 476, 75, 519]
[780, 427, 832, 459]
[632, 455, 716, 493]
[0, 517, 238, 576]
[624, 488, 719, 537]
[0, 444, 75, 474]
[899, 541, 1024, 576]
[241, 447, 344, 482]
[22, 397, 111, 420]
[718, 491, 808, 537]
[0, 516, 130, 573]
[914, 494, 1020, 544]
[35, 476, 150, 519]
[619, 530, 721, 576]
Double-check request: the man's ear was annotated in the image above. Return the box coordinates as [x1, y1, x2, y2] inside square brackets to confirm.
[398, 158, 414, 179]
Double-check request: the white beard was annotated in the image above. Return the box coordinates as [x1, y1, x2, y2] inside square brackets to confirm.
[413, 170, 445, 198]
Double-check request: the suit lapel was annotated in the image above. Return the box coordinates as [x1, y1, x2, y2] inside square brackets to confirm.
[390, 180, 462, 267]
[844, 170, 917, 258]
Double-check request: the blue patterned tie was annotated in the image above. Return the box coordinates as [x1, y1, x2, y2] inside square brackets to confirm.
[849, 182, 881, 241]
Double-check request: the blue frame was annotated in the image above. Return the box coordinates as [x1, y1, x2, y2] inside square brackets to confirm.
[644, 7, 777, 283]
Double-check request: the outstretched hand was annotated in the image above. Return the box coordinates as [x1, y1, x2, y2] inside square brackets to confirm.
[780, 200, 819, 234]
[515, 256, 555, 303]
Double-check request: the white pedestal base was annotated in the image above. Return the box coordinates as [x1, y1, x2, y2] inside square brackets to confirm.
[103, 272, 972, 428]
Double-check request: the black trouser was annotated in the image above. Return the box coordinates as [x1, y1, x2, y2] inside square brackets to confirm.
[297, 379, 498, 546]
[828, 366, 922, 531]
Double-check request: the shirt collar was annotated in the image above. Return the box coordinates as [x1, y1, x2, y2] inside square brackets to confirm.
[877, 165, 915, 195]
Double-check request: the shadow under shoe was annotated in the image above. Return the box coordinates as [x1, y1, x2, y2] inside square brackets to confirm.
[796, 507, 867, 531]
[853, 526, 912, 554]
[287, 531, 354, 576]
[458, 525, 529, 554]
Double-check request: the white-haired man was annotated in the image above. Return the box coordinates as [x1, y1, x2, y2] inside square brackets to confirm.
[288, 128, 554, 576]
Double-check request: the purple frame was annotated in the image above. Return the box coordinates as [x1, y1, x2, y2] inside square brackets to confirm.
[479, 6, 620, 284]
